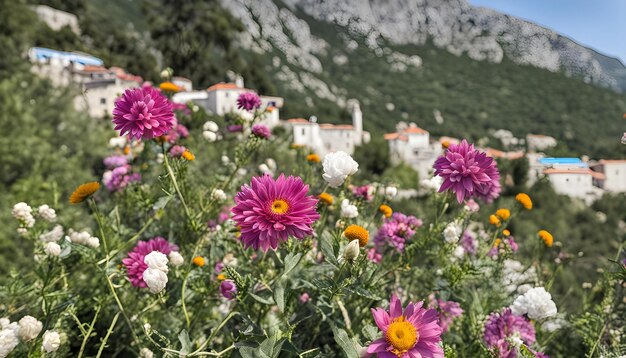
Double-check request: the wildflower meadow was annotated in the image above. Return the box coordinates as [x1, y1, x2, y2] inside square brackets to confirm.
[1, 84, 625, 358]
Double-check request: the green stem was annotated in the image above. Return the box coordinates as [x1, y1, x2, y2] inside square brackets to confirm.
[163, 144, 195, 227]
[189, 312, 237, 355]
[77, 305, 101, 358]
[96, 312, 120, 358]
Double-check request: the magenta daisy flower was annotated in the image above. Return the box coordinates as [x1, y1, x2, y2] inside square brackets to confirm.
[112, 87, 175, 140]
[368, 294, 444, 358]
[122, 237, 178, 288]
[231, 174, 320, 252]
[251, 124, 271, 139]
[236, 92, 261, 111]
[483, 308, 536, 358]
[433, 140, 501, 203]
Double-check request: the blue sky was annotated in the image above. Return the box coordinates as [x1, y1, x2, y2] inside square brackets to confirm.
[469, 0, 626, 63]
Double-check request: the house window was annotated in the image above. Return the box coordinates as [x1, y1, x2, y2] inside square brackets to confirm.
[100, 98, 106, 104]
[301, 128, 305, 136]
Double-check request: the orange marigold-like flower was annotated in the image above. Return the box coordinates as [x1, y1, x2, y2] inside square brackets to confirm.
[70, 182, 100, 204]
[192, 256, 205, 267]
[502, 229, 511, 236]
[515, 193, 533, 210]
[343, 224, 369, 247]
[318, 192, 334, 205]
[216, 273, 226, 281]
[182, 150, 195, 161]
[379, 204, 393, 218]
[159, 81, 180, 92]
[538, 230, 553, 247]
[441, 140, 450, 149]
[489, 214, 501, 227]
[495, 208, 511, 221]
[306, 154, 321, 163]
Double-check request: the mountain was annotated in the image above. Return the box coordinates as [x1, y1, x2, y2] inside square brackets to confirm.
[218, 0, 626, 158]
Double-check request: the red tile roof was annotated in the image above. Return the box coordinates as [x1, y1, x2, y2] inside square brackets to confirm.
[207, 82, 248, 91]
[319, 124, 354, 130]
[287, 118, 310, 123]
[599, 159, 626, 164]
[403, 127, 428, 134]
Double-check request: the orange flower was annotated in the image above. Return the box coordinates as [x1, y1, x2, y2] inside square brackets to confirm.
[441, 140, 450, 149]
[489, 215, 501, 227]
[343, 224, 369, 247]
[159, 81, 180, 92]
[123, 145, 131, 155]
[216, 273, 226, 281]
[192, 256, 205, 267]
[515, 193, 533, 210]
[538, 230, 553, 247]
[306, 153, 321, 163]
[493, 238, 502, 247]
[495, 208, 511, 221]
[318, 193, 334, 205]
[182, 150, 195, 161]
[503, 229, 511, 237]
[69, 182, 100, 204]
[379, 204, 393, 218]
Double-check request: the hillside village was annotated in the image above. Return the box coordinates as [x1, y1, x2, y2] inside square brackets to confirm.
[29, 37, 626, 204]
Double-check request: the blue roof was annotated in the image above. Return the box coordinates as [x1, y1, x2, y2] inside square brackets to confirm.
[539, 157, 587, 167]
[31, 47, 104, 66]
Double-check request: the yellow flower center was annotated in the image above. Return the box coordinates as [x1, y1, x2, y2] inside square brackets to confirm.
[270, 199, 289, 214]
[385, 316, 418, 355]
[343, 225, 369, 247]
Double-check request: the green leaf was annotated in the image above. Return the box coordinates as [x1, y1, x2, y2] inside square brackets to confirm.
[329, 322, 359, 358]
[282, 252, 302, 276]
[320, 232, 338, 266]
[153, 195, 172, 210]
[273, 279, 286, 312]
[362, 324, 379, 342]
[258, 333, 284, 358]
[178, 329, 192, 355]
[249, 292, 275, 305]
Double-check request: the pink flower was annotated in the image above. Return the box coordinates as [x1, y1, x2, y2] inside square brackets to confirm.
[122, 237, 178, 288]
[352, 184, 374, 201]
[103, 165, 141, 192]
[112, 87, 175, 140]
[374, 213, 423, 253]
[103, 155, 128, 169]
[299, 293, 310, 303]
[236, 92, 261, 111]
[251, 124, 271, 139]
[231, 174, 320, 252]
[368, 294, 444, 358]
[433, 140, 501, 203]
[220, 279, 237, 299]
[169, 145, 187, 157]
[367, 248, 382, 263]
[483, 308, 535, 358]
[429, 296, 464, 333]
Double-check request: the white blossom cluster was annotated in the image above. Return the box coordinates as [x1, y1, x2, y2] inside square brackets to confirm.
[502, 259, 538, 294]
[511, 287, 558, 320]
[340, 199, 358, 219]
[11, 202, 35, 232]
[443, 221, 462, 244]
[202, 121, 220, 142]
[322, 151, 358, 188]
[143, 251, 170, 294]
[68, 229, 100, 249]
[0, 315, 60, 357]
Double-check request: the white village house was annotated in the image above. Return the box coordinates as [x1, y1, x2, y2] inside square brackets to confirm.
[32, 5, 80, 35]
[384, 123, 442, 179]
[590, 160, 626, 193]
[285, 100, 370, 157]
[172, 76, 283, 128]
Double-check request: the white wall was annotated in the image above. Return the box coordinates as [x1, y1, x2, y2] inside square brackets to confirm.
[602, 162, 626, 192]
[547, 173, 593, 199]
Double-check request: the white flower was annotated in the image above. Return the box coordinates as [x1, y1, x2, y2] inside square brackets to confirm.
[86, 236, 100, 249]
[144, 251, 169, 273]
[443, 221, 461, 243]
[322, 151, 359, 188]
[541, 317, 567, 332]
[42, 330, 61, 353]
[37, 205, 57, 222]
[17, 316, 42, 341]
[258, 163, 272, 175]
[384, 186, 398, 198]
[139, 347, 154, 358]
[39, 225, 64, 243]
[211, 189, 227, 202]
[237, 168, 248, 176]
[203, 121, 219, 132]
[511, 287, 557, 320]
[223, 253, 238, 267]
[160, 69, 170, 79]
[12, 202, 35, 228]
[44, 242, 61, 257]
[0, 320, 8, 330]
[509, 333, 523, 348]
[202, 131, 217, 142]
[192, 105, 199, 112]
[156, 153, 164, 164]
[339, 240, 360, 263]
[168, 251, 184, 267]
[143, 268, 168, 294]
[420, 176, 443, 191]
[221, 155, 230, 165]
[266, 158, 277, 171]
[502, 260, 537, 294]
[340, 199, 359, 219]
[108, 136, 127, 148]
[17, 228, 28, 236]
[452, 245, 465, 259]
[0, 327, 19, 358]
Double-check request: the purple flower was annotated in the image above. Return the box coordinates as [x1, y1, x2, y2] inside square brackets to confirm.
[103, 165, 141, 192]
[374, 212, 423, 253]
[112, 87, 175, 140]
[236, 92, 261, 111]
[214, 262, 224, 274]
[231, 174, 320, 252]
[368, 294, 444, 358]
[169, 145, 187, 157]
[251, 124, 271, 139]
[484, 308, 536, 358]
[429, 296, 464, 333]
[461, 231, 478, 255]
[352, 184, 374, 201]
[220, 279, 237, 300]
[367, 248, 382, 263]
[122, 237, 178, 288]
[103, 155, 127, 169]
[433, 140, 501, 203]
[227, 124, 243, 133]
